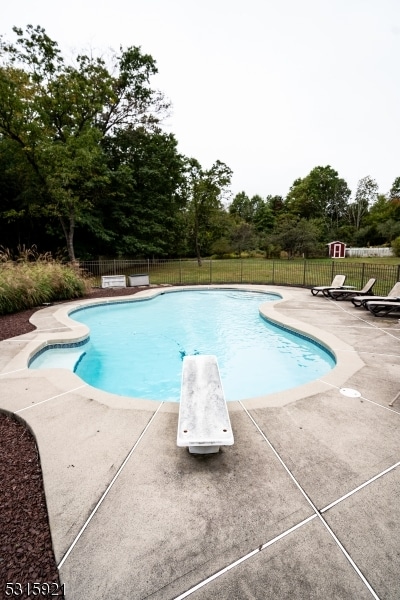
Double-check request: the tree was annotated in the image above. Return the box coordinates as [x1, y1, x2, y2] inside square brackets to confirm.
[0, 134, 43, 247]
[389, 176, 400, 201]
[363, 193, 400, 244]
[228, 191, 252, 222]
[97, 127, 187, 257]
[348, 176, 378, 231]
[253, 201, 275, 232]
[376, 219, 400, 243]
[266, 195, 285, 214]
[208, 210, 237, 257]
[267, 215, 321, 257]
[182, 159, 232, 265]
[391, 236, 400, 257]
[43, 127, 109, 261]
[285, 165, 351, 226]
[388, 177, 400, 221]
[0, 25, 169, 261]
[228, 193, 275, 234]
[230, 221, 257, 256]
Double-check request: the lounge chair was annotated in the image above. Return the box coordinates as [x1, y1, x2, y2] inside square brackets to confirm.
[327, 278, 376, 301]
[311, 275, 346, 296]
[351, 281, 400, 308]
[365, 300, 400, 317]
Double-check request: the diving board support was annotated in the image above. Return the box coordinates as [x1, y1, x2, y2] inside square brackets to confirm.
[177, 355, 234, 454]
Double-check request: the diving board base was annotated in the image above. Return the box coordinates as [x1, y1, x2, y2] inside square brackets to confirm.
[188, 445, 220, 455]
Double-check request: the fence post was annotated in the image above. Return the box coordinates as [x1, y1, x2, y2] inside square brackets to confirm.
[272, 260, 275, 284]
[179, 259, 182, 284]
[331, 261, 334, 281]
[361, 263, 365, 287]
[209, 259, 212, 283]
[303, 259, 306, 286]
[240, 259, 243, 283]
[113, 259, 116, 274]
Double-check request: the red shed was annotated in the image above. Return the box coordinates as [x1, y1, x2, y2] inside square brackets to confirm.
[327, 240, 346, 258]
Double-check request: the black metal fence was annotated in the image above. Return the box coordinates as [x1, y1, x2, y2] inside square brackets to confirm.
[78, 259, 400, 296]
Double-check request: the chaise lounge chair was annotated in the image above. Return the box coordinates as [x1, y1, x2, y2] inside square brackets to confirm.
[365, 300, 400, 317]
[311, 275, 346, 296]
[351, 281, 400, 308]
[327, 278, 376, 301]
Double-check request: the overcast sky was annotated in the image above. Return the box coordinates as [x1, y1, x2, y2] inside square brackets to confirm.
[2, 0, 400, 200]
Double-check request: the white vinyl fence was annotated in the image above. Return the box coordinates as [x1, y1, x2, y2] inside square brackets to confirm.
[345, 247, 394, 258]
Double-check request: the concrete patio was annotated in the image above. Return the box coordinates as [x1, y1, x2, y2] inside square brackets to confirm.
[0, 285, 399, 600]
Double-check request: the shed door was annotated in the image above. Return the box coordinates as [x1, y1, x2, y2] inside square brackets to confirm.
[333, 243, 342, 258]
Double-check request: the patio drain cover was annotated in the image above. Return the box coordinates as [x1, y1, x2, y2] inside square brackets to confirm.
[340, 388, 361, 398]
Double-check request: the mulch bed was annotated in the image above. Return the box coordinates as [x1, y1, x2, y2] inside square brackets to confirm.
[0, 286, 149, 597]
[0, 414, 64, 599]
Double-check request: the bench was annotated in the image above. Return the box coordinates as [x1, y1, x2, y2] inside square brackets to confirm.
[101, 275, 126, 288]
[177, 355, 234, 454]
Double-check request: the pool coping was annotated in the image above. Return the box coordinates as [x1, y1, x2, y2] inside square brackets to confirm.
[3, 284, 364, 411]
[2, 284, 400, 599]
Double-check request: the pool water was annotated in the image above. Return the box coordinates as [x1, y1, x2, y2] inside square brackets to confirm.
[30, 290, 335, 401]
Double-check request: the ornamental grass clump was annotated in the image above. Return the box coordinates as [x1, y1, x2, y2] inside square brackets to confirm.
[0, 247, 89, 315]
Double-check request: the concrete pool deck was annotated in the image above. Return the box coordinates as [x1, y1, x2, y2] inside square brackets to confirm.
[0, 285, 399, 599]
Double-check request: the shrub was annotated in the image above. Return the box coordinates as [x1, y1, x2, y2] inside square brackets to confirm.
[0, 248, 89, 314]
[391, 237, 400, 257]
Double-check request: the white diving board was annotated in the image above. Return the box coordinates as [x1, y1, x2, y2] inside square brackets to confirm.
[177, 355, 234, 454]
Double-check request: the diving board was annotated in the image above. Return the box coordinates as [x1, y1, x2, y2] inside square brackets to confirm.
[177, 355, 234, 454]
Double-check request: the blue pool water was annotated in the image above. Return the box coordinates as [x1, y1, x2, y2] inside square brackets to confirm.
[29, 289, 335, 401]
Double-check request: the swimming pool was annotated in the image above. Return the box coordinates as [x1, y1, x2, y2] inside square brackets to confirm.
[29, 289, 335, 401]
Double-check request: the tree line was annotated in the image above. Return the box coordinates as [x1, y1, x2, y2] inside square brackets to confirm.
[1, 25, 399, 262]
